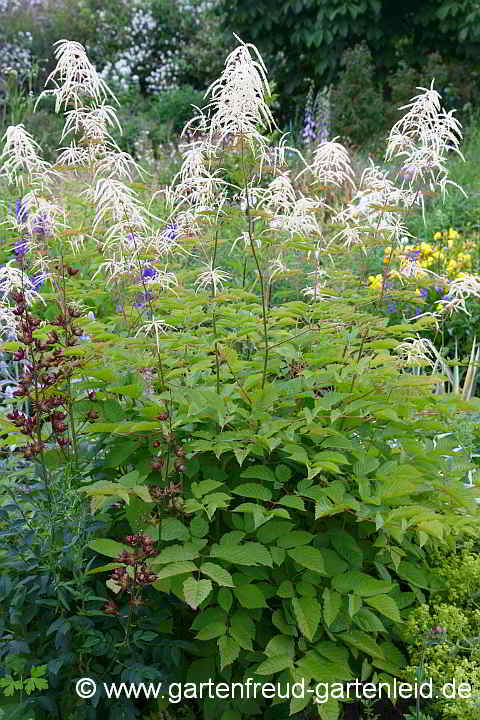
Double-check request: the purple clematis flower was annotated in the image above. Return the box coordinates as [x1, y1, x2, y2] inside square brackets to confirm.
[31, 275, 45, 290]
[134, 290, 154, 308]
[16, 199, 28, 222]
[141, 266, 157, 280]
[14, 238, 30, 258]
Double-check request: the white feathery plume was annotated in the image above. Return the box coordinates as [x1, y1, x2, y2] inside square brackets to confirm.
[300, 137, 354, 188]
[94, 150, 143, 181]
[145, 225, 185, 258]
[55, 142, 91, 169]
[262, 174, 297, 212]
[135, 317, 176, 353]
[395, 336, 437, 367]
[0, 303, 18, 339]
[440, 274, 480, 316]
[230, 230, 261, 253]
[22, 194, 65, 239]
[1, 125, 52, 187]
[261, 174, 322, 236]
[169, 139, 222, 210]
[143, 269, 178, 290]
[92, 255, 133, 284]
[194, 263, 231, 296]
[331, 161, 414, 250]
[273, 196, 322, 236]
[264, 133, 302, 173]
[61, 103, 121, 142]
[39, 39, 117, 112]
[268, 254, 288, 282]
[89, 178, 149, 253]
[386, 82, 465, 198]
[0, 262, 45, 305]
[203, 35, 275, 150]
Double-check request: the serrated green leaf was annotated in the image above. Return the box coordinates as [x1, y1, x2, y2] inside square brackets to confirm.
[154, 561, 197, 580]
[332, 571, 394, 597]
[241, 465, 277, 483]
[210, 542, 272, 566]
[323, 588, 342, 626]
[339, 630, 384, 659]
[195, 621, 227, 641]
[232, 483, 272, 501]
[234, 584, 267, 608]
[292, 597, 321, 641]
[161, 518, 190, 542]
[218, 635, 240, 670]
[200, 562, 234, 587]
[255, 654, 293, 675]
[183, 577, 212, 609]
[365, 594, 402, 623]
[288, 546, 326, 574]
[88, 539, 130, 559]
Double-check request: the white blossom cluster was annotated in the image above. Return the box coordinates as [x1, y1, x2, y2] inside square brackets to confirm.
[0, 32, 33, 80]
[100, 3, 183, 92]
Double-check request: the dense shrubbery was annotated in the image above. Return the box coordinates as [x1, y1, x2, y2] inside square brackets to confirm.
[404, 542, 480, 720]
[0, 34, 480, 720]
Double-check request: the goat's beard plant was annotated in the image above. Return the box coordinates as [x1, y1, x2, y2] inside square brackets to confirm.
[0, 37, 480, 720]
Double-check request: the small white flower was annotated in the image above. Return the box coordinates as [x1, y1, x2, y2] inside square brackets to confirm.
[194, 263, 231, 296]
[135, 316, 175, 353]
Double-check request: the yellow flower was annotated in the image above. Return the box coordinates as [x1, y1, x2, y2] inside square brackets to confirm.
[368, 274, 383, 290]
[448, 239, 454, 249]
[415, 288, 421, 296]
[447, 259, 458, 276]
[448, 228, 460, 240]
[433, 231, 443, 241]
[420, 242, 433, 256]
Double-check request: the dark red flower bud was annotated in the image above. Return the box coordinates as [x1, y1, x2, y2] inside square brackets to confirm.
[174, 461, 186, 473]
[156, 411, 169, 421]
[104, 600, 119, 615]
[151, 458, 164, 472]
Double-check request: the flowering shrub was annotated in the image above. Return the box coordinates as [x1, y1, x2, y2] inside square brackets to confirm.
[0, 36, 479, 720]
